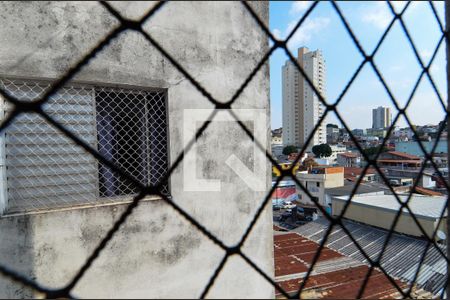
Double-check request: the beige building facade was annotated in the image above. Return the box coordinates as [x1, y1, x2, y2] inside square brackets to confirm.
[296, 166, 344, 208]
[332, 194, 447, 239]
[282, 47, 326, 150]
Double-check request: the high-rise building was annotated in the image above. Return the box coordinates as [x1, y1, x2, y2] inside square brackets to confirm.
[372, 106, 392, 129]
[282, 47, 326, 150]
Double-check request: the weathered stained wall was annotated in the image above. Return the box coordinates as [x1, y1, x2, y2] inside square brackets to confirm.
[0, 1, 273, 298]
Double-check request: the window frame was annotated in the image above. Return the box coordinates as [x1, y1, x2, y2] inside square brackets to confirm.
[0, 76, 170, 214]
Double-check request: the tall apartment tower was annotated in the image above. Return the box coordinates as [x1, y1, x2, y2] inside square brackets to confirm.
[372, 106, 392, 129]
[282, 47, 326, 150]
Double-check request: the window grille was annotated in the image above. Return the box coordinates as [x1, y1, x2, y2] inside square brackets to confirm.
[0, 79, 169, 213]
[95, 87, 169, 198]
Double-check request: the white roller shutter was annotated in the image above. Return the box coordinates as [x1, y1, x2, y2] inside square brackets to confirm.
[0, 79, 99, 213]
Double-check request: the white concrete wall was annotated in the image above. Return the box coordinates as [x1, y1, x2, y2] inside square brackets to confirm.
[0, 1, 273, 298]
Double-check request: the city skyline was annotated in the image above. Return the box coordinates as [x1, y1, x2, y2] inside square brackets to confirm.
[270, 1, 446, 130]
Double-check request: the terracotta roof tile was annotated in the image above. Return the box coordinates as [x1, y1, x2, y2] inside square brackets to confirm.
[338, 152, 359, 158]
[274, 231, 407, 298]
[385, 151, 421, 160]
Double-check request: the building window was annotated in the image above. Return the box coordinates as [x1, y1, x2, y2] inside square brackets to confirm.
[316, 182, 320, 187]
[0, 79, 169, 213]
[95, 88, 169, 198]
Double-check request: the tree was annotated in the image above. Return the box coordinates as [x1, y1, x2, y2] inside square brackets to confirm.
[282, 145, 297, 155]
[326, 123, 339, 129]
[362, 145, 388, 157]
[312, 144, 332, 158]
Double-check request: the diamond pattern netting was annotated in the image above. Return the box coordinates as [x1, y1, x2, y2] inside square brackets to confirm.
[0, 1, 448, 299]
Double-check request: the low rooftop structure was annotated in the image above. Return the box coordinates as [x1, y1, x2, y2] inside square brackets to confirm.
[338, 152, 359, 158]
[333, 194, 447, 220]
[292, 218, 447, 296]
[413, 186, 444, 197]
[377, 151, 422, 169]
[273, 231, 411, 298]
[332, 194, 447, 238]
[274, 230, 431, 299]
[384, 151, 422, 161]
[326, 181, 387, 198]
[344, 167, 377, 182]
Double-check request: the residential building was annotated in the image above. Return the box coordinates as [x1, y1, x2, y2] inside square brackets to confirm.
[336, 152, 361, 167]
[282, 47, 326, 150]
[271, 136, 284, 159]
[329, 144, 347, 164]
[332, 194, 447, 239]
[372, 106, 392, 129]
[272, 127, 283, 135]
[271, 144, 284, 157]
[377, 151, 422, 169]
[366, 128, 388, 138]
[0, 2, 273, 298]
[394, 127, 414, 140]
[326, 125, 340, 144]
[296, 166, 344, 209]
[271, 135, 282, 145]
[271, 128, 283, 145]
[432, 153, 448, 168]
[384, 168, 436, 188]
[351, 128, 366, 137]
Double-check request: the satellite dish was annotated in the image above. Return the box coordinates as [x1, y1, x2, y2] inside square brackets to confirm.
[437, 230, 446, 240]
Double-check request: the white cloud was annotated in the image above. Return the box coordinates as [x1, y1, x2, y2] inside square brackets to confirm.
[285, 17, 330, 49]
[420, 49, 432, 60]
[361, 1, 419, 29]
[289, 1, 311, 15]
[272, 28, 282, 40]
[361, 2, 392, 29]
[272, 1, 329, 48]
[390, 1, 409, 14]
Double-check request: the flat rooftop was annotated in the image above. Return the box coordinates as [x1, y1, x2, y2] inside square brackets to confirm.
[333, 194, 447, 219]
[326, 181, 387, 196]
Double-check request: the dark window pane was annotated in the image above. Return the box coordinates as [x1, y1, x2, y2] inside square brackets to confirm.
[95, 89, 168, 198]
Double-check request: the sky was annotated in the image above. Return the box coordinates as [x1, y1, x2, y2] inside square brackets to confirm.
[269, 1, 447, 130]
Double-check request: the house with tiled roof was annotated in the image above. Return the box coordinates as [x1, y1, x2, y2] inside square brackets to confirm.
[377, 151, 422, 170]
[344, 167, 377, 182]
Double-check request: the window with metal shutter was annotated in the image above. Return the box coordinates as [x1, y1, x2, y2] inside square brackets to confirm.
[0, 79, 169, 214]
[0, 79, 98, 213]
